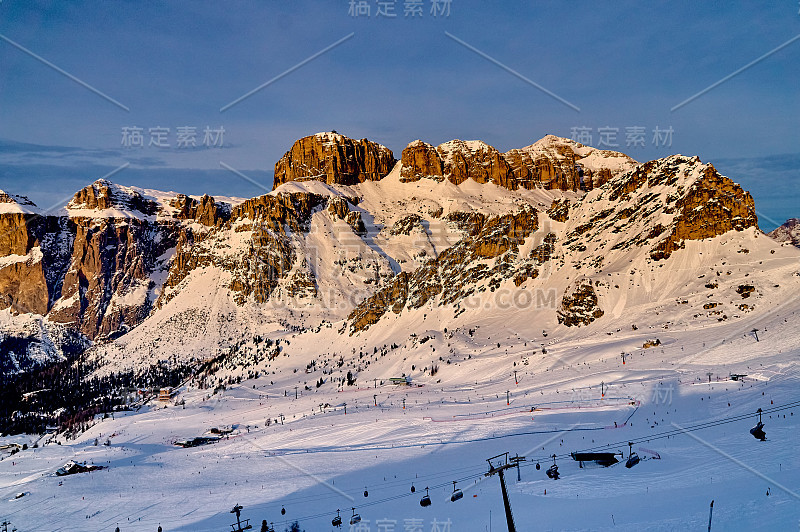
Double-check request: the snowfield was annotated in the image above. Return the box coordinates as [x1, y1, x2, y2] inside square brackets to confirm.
[2, 294, 800, 531]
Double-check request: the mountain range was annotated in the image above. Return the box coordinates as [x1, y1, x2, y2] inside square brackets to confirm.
[0, 132, 798, 378]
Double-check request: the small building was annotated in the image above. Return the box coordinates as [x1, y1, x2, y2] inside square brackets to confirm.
[158, 388, 175, 403]
[570, 452, 620, 468]
[389, 376, 412, 386]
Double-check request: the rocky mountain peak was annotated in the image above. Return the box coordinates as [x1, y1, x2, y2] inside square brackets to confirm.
[273, 132, 396, 189]
[768, 218, 800, 247]
[400, 134, 637, 192]
[68, 179, 160, 217]
[0, 190, 39, 214]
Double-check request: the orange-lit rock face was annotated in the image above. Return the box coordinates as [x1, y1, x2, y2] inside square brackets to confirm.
[274, 132, 395, 188]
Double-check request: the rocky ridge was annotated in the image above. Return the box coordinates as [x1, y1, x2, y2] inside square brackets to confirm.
[0, 132, 789, 376]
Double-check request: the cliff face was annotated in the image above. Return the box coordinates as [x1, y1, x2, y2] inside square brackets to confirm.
[273, 132, 396, 189]
[0, 182, 238, 348]
[398, 135, 636, 192]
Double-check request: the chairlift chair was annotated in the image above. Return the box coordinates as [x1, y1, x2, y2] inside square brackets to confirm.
[546, 455, 559, 479]
[625, 453, 640, 468]
[332, 509, 342, 527]
[625, 442, 640, 468]
[350, 508, 361, 525]
[450, 481, 463, 502]
[750, 408, 766, 441]
[750, 421, 766, 441]
[420, 487, 432, 507]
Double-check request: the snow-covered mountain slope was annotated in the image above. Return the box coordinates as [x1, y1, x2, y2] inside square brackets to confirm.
[1, 132, 799, 381]
[0, 181, 246, 372]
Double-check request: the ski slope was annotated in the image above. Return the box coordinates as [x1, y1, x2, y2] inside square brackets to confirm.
[2, 296, 800, 531]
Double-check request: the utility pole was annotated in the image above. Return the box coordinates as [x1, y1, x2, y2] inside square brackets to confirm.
[230, 504, 253, 531]
[485, 453, 524, 532]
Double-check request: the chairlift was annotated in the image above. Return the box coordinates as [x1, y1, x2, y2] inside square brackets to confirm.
[535, 461, 541, 470]
[750, 421, 766, 441]
[332, 509, 342, 527]
[350, 508, 361, 525]
[280, 507, 286, 516]
[750, 408, 766, 441]
[410, 484, 416, 493]
[625, 442, 640, 468]
[546, 455, 559, 480]
[420, 487, 432, 507]
[363, 487, 369, 497]
[450, 481, 463, 502]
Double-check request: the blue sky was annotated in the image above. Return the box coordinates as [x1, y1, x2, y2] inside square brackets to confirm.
[0, 1, 798, 229]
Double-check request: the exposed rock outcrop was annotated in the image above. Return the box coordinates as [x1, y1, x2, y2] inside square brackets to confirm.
[348, 205, 538, 333]
[400, 140, 443, 182]
[399, 135, 636, 192]
[169, 194, 230, 226]
[648, 160, 757, 260]
[273, 132, 396, 189]
[557, 281, 603, 327]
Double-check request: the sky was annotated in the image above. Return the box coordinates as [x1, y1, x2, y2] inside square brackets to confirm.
[0, 0, 798, 229]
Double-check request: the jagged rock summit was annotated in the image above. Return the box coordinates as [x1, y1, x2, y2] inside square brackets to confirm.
[273, 132, 396, 189]
[400, 134, 637, 191]
[768, 218, 800, 247]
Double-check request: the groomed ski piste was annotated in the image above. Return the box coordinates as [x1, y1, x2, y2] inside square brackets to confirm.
[2, 292, 800, 532]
